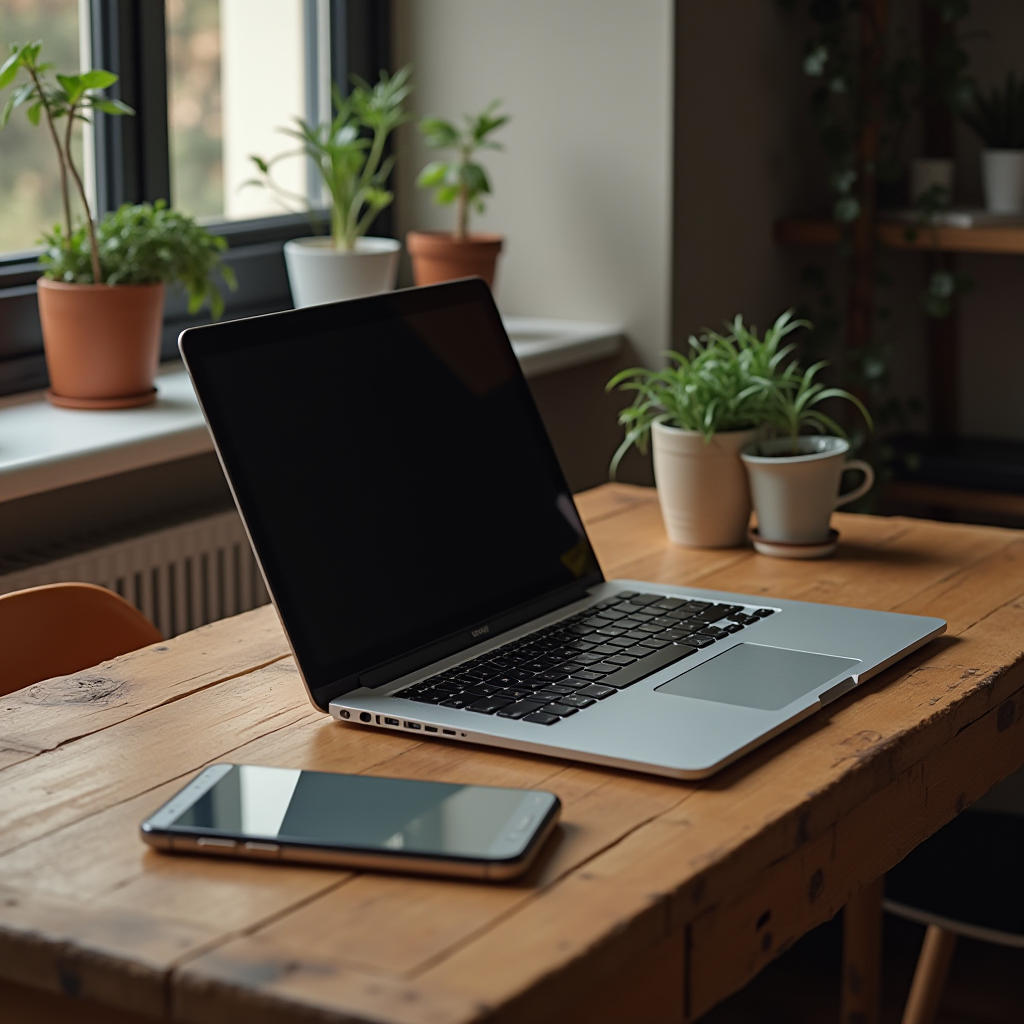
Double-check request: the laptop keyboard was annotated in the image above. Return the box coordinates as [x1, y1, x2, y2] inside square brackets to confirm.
[396, 591, 775, 726]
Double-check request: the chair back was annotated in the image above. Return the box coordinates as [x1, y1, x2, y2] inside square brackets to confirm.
[0, 582, 163, 696]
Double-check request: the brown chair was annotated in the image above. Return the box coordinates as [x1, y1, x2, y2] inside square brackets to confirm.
[0, 582, 163, 696]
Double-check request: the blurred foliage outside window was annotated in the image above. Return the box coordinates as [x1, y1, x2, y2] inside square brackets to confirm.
[0, 0, 83, 254]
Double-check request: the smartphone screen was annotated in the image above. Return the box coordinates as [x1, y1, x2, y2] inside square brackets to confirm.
[142, 764, 559, 877]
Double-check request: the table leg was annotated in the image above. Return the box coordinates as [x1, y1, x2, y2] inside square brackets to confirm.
[841, 876, 884, 1024]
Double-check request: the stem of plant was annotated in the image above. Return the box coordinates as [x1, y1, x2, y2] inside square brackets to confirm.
[455, 185, 468, 241]
[64, 101, 102, 283]
[27, 64, 72, 252]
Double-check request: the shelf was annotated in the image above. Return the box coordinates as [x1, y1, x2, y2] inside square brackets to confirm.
[776, 217, 1024, 255]
[884, 480, 1024, 521]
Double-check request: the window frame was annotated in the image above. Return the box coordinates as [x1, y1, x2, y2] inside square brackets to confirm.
[0, 0, 393, 396]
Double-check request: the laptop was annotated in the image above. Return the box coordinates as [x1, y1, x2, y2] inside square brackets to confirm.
[179, 278, 945, 780]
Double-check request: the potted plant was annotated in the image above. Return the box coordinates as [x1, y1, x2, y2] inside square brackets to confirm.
[0, 42, 233, 408]
[962, 71, 1024, 214]
[740, 353, 874, 557]
[607, 311, 805, 548]
[249, 68, 412, 307]
[407, 100, 509, 288]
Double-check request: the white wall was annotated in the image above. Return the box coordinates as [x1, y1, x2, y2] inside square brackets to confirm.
[392, 0, 674, 370]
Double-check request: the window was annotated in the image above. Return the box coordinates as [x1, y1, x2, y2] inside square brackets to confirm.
[0, 0, 83, 255]
[0, 0, 391, 397]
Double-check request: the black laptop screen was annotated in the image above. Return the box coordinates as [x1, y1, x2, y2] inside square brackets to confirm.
[182, 280, 602, 707]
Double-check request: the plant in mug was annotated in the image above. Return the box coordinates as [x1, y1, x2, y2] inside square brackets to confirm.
[416, 100, 509, 240]
[248, 67, 413, 250]
[962, 71, 1024, 150]
[754, 357, 873, 456]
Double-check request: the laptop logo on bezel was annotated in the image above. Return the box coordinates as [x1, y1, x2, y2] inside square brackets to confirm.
[471, 625, 491, 638]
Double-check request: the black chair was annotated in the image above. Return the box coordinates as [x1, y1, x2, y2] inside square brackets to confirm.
[884, 768, 1024, 1024]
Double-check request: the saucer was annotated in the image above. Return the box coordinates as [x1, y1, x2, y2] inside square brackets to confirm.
[749, 527, 839, 559]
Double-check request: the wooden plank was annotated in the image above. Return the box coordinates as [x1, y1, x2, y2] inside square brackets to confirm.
[1, 975, 157, 1024]
[573, 481, 657, 525]
[685, 678, 1024, 1017]
[776, 216, 1024, 255]
[0, 659, 317, 856]
[0, 603, 288, 769]
[887, 480, 1024, 519]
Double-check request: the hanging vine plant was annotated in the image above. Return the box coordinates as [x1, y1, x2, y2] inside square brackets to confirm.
[781, 0, 974, 442]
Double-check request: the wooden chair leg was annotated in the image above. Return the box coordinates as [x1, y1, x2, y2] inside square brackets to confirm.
[900, 925, 957, 1024]
[841, 876, 885, 1024]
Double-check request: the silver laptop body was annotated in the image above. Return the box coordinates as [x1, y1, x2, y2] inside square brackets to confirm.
[180, 280, 945, 781]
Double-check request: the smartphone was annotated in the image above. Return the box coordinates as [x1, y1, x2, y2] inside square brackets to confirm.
[140, 764, 561, 880]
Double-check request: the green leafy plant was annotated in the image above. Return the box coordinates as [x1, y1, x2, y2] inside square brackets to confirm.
[248, 67, 412, 250]
[962, 70, 1024, 148]
[416, 100, 509, 240]
[606, 311, 809, 477]
[40, 201, 236, 316]
[0, 40, 134, 283]
[754, 356, 872, 455]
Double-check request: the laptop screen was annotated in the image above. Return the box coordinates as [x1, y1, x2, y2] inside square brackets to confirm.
[181, 280, 602, 708]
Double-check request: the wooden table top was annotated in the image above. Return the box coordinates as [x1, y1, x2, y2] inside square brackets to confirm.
[2, 484, 1022, 1024]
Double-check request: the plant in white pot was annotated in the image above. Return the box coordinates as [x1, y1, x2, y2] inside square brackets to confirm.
[962, 71, 1024, 214]
[740, 352, 873, 558]
[248, 67, 412, 307]
[0, 42, 232, 409]
[607, 311, 804, 548]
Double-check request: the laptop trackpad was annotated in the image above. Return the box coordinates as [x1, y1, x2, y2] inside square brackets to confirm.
[655, 643, 859, 711]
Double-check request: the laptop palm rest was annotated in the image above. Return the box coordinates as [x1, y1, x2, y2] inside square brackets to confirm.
[655, 644, 860, 711]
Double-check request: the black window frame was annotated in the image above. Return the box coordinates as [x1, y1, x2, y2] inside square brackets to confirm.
[0, 0, 393, 398]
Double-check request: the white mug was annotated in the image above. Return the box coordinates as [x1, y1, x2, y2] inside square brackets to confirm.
[740, 436, 875, 545]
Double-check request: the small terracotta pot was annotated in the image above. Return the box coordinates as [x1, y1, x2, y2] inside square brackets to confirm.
[406, 231, 503, 289]
[36, 278, 166, 409]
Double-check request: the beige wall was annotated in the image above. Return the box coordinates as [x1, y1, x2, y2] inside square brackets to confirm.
[392, 0, 673, 490]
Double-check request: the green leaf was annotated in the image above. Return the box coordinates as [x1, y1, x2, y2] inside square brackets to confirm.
[56, 73, 84, 103]
[0, 56, 20, 90]
[26, 100, 41, 125]
[415, 160, 450, 187]
[433, 184, 460, 206]
[91, 97, 134, 116]
[79, 68, 117, 90]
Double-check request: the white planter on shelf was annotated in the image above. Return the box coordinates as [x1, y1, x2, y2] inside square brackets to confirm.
[651, 422, 757, 548]
[283, 236, 401, 307]
[981, 150, 1024, 214]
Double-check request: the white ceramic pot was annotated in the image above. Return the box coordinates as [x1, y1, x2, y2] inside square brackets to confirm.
[283, 236, 401, 307]
[981, 150, 1024, 214]
[651, 422, 757, 548]
[741, 436, 874, 545]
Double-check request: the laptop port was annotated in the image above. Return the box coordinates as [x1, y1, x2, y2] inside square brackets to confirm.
[384, 717, 399, 726]
[359, 712, 371, 723]
[403, 721, 421, 730]
[424, 725, 438, 732]
[442, 729, 456, 735]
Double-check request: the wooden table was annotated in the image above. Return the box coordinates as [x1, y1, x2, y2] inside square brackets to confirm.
[2, 484, 1022, 1024]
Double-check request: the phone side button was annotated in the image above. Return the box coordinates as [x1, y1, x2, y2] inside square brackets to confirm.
[196, 837, 237, 848]
[244, 841, 281, 858]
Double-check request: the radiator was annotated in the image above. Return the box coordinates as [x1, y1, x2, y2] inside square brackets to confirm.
[0, 509, 271, 639]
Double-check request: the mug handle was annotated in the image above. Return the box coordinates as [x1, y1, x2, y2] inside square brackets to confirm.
[834, 459, 875, 508]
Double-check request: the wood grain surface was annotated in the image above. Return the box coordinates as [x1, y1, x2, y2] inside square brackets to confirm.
[1, 484, 1022, 1023]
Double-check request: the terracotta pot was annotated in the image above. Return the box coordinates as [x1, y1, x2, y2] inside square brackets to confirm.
[36, 279, 166, 409]
[406, 231, 503, 289]
[651, 422, 758, 548]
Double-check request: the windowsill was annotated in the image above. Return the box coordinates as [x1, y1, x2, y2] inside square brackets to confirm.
[0, 316, 622, 502]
